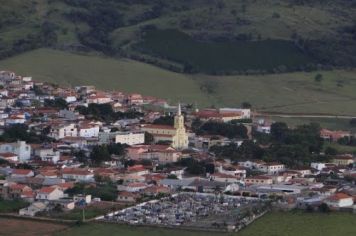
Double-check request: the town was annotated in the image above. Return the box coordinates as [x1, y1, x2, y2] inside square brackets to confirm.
[0, 70, 355, 233]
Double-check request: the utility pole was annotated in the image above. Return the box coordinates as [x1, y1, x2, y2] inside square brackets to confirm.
[82, 207, 85, 222]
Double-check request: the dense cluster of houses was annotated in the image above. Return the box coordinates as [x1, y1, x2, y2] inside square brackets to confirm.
[0, 70, 355, 220]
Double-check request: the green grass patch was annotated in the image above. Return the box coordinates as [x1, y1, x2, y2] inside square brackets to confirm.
[0, 199, 29, 213]
[55, 212, 356, 236]
[324, 143, 356, 155]
[134, 29, 314, 74]
[53, 208, 107, 221]
[272, 117, 356, 131]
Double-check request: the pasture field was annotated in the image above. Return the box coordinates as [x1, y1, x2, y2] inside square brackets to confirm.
[1, 49, 356, 115]
[134, 29, 313, 73]
[54, 212, 356, 236]
[0, 218, 68, 236]
[271, 117, 356, 132]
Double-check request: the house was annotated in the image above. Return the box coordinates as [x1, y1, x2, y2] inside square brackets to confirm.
[117, 182, 148, 192]
[11, 169, 34, 178]
[0, 141, 31, 162]
[139, 147, 182, 164]
[61, 168, 94, 182]
[143, 185, 171, 196]
[320, 129, 351, 142]
[7, 184, 32, 199]
[5, 115, 26, 125]
[245, 175, 273, 185]
[217, 164, 246, 179]
[49, 123, 78, 140]
[127, 165, 149, 176]
[78, 124, 100, 138]
[210, 173, 241, 183]
[126, 93, 143, 105]
[0, 152, 18, 162]
[36, 187, 64, 201]
[87, 94, 112, 104]
[117, 191, 140, 203]
[99, 131, 145, 145]
[332, 155, 354, 166]
[19, 202, 47, 217]
[259, 162, 285, 174]
[194, 108, 250, 122]
[324, 193, 354, 208]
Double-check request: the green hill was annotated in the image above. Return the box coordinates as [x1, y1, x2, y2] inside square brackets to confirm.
[1, 0, 356, 74]
[1, 48, 356, 116]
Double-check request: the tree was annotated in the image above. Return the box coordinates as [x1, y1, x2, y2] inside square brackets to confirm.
[314, 73, 323, 82]
[318, 203, 330, 213]
[325, 146, 337, 156]
[90, 145, 111, 166]
[241, 102, 252, 109]
[270, 122, 289, 142]
[153, 116, 174, 126]
[167, 174, 178, 179]
[144, 132, 154, 145]
[44, 98, 68, 109]
[350, 118, 356, 127]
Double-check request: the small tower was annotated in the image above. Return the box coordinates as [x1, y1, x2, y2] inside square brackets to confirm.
[173, 103, 188, 149]
[174, 103, 184, 129]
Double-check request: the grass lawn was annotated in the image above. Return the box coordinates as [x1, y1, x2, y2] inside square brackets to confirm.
[55, 212, 356, 236]
[52, 208, 106, 221]
[237, 211, 356, 236]
[0, 199, 29, 213]
[1, 49, 356, 115]
[272, 117, 356, 131]
[324, 143, 356, 155]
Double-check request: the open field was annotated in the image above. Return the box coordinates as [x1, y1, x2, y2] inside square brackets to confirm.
[237, 211, 356, 236]
[0, 218, 69, 236]
[1, 49, 356, 115]
[271, 117, 356, 132]
[54, 212, 356, 236]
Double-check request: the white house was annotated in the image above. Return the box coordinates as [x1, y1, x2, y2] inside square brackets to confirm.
[78, 124, 100, 138]
[311, 162, 327, 171]
[99, 131, 145, 145]
[36, 187, 64, 201]
[259, 163, 285, 175]
[0, 141, 31, 162]
[325, 193, 354, 208]
[35, 148, 60, 164]
[0, 152, 18, 162]
[49, 123, 78, 140]
[217, 165, 246, 179]
[117, 182, 148, 192]
[5, 115, 26, 125]
[19, 202, 47, 216]
[62, 168, 94, 182]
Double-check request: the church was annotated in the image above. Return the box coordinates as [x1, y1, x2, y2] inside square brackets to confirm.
[141, 104, 189, 150]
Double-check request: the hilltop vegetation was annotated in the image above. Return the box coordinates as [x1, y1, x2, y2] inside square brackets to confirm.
[0, 0, 356, 74]
[134, 29, 313, 74]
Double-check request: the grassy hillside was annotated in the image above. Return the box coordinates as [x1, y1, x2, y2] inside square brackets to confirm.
[1, 48, 356, 116]
[1, 0, 356, 74]
[55, 212, 356, 236]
